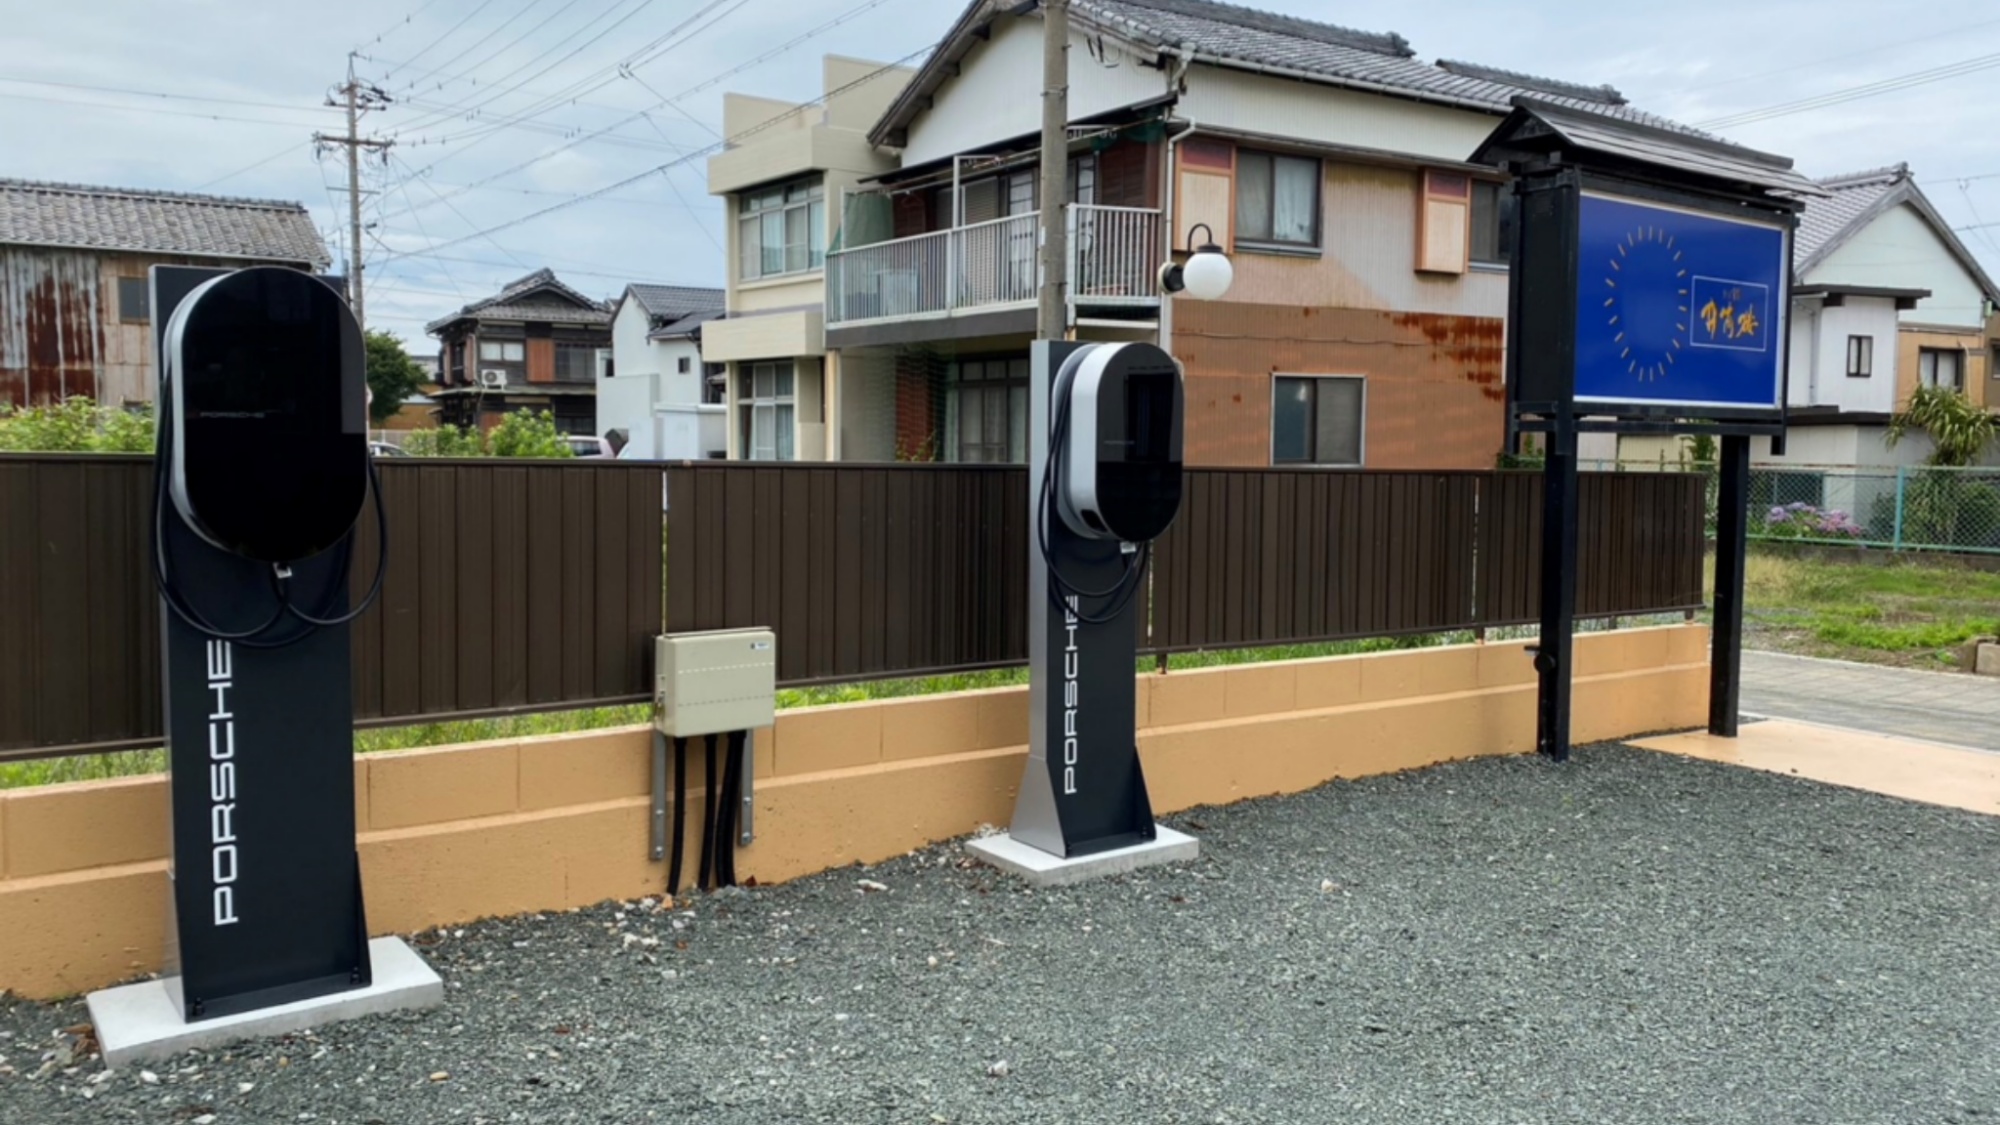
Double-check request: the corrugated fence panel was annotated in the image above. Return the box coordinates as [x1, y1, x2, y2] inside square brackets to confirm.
[4, 456, 1700, 759]
[0, 455, 664, 760]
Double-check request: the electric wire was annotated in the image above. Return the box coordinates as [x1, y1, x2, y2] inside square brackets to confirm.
[1699, 51, 2000, 129]
[385, 0, 508, 80]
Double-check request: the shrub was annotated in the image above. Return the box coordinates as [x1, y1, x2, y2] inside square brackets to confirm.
[1759, 501, 1865, 541]
[0, 396, 155, 452]
[402, 423, 486, 458]
[486, 410, 575, 459]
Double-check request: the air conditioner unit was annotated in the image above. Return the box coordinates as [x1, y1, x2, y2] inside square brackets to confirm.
[478, 369, 507, 389]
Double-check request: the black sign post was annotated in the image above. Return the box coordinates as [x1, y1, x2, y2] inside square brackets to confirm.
[151, 266, 373, 1021]
[1474, 100, 1822, 761]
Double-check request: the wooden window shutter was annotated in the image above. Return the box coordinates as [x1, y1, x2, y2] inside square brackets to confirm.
[1175, 139, 1235, 252]
[1417, 170, 1471, 275]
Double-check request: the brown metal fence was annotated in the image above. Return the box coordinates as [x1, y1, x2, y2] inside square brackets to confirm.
[666, 463, 1708, 681]
[0, 454, 664, 760]
[2, 455, 1704, 760]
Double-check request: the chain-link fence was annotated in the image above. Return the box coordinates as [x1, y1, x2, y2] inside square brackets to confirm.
[1582, 460, 2000, 555]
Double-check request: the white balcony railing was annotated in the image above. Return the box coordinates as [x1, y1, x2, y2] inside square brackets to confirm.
[826, 205, 1161, 326]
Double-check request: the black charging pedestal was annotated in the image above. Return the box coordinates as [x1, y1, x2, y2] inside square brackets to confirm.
[151, 265, 372, 1021]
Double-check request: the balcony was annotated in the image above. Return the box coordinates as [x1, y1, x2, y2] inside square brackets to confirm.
[826, 205, 1161, 328]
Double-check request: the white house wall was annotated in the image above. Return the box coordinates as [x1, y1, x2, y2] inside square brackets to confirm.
[1179, 67, 1502, 165]
[1814, 297, 1900, 413]
[611, 301, 660, 379]
[900, 17, 1168, 167]
[1810, 203, 1990, 329]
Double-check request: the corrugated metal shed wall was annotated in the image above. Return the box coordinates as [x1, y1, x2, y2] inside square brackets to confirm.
[0, 247, 103, 405]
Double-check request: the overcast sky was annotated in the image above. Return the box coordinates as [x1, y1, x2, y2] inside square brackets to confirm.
[6, 0, 1998, 344]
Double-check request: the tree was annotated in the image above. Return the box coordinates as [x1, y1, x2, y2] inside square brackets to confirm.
[364, 330, 429, 425]
[486, 410, 575, 458]
[1887, 385, 1999, 467]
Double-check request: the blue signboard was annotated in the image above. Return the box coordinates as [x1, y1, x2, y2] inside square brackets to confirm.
[1573, 192, 1789, 412]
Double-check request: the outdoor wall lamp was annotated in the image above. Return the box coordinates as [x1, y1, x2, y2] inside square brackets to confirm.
[1158, 223, 1234, 301]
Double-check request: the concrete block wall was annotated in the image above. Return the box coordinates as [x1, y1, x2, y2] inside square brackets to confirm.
[0, 626, 1709, 1000]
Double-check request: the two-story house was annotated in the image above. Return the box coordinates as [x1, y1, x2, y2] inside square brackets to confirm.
[805, 0, 1707, 469]
[427, 268, 613, 435]
[702, 56, 918, 461]
[1767, 164, 2000, 465]
[599, 283, 727, 459]
[0, 178, 329, 408]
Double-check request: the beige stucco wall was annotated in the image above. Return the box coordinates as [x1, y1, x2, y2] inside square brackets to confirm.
[0, 625, 1709, 1000]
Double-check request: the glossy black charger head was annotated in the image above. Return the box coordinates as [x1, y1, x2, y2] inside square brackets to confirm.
[1057, 342, 1185, 544]
[166, 268, 367, 564]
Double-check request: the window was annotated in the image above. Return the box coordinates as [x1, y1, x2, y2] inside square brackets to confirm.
[554, 342, 595, 383]
[677, 356, 692, 375]
[1846, 335, 1874, 378]
[1235, 150, 1320, 249]
[948, 357, 1029, 464]
[117, 277, 149, 323]
[1272, 376, 1364, 466]
[738, 177, 825, 281]
[478, 340, 525, 362]
[703, 363, 727, 405]
[1991, 346, 1999, 381]
[1470, 181, 1515, 266]
[1919, 347, 1964, 392]
[737, 362, 795, 460]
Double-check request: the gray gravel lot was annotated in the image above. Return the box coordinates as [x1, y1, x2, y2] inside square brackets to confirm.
[4, 742, 1999, 1125]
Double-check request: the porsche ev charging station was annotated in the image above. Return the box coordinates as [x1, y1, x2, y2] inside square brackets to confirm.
[1473, 100, 1819, 761]
[87, 266, 440, 1068]
[968, 341, 1200, 883]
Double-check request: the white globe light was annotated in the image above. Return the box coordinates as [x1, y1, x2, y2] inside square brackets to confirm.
[1182, 249, 1234, 301]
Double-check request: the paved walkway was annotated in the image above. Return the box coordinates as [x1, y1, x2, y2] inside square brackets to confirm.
[1635, 719, 2000, 816]
[1742, 649, 2000, 752]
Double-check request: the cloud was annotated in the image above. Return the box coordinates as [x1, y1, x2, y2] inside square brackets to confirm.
[4, 0, 1996, 343]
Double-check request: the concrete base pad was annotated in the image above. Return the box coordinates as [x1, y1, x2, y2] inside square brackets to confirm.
[967, 825, 1199, 887]
[87, 938, 444, 1069]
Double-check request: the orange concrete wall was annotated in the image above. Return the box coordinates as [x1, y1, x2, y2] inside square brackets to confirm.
[0, 626, 1709, 999]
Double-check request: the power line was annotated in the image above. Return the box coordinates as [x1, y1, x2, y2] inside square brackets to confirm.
[387, 0, 508, 79]
[380, 0, 894, 222]
[1699, 51, 2000, 129]
[0, 76, 340, 114]
[1681, 16, 2000, 94]
[355, 0, 455, 50]
[387, 0, 628, 128]
[392, 0, 672, 132]
[378, 44, 931, 261]
[196, 141, 308, 190]
[386, 0, 744, 171]
[0, 90, 332, 128]
[388, 0, 551, 92]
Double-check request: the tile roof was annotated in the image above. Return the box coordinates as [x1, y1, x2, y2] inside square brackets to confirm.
[428, 268, 613, 334]
[0, 178, 329, 265]
[874, 0, 1706, 145]
[1794, 164, 1908, 267]
[625, 283, 724, 320]
[1790, 162, 2000, 302]
[646, 307, 725, 341]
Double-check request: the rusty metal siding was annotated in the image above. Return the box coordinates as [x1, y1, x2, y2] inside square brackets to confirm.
[1172, 301, 1506, 469]
[0, 247, 103, 405]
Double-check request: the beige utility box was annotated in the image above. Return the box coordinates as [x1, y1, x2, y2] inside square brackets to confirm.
[654, 629, 777, 736]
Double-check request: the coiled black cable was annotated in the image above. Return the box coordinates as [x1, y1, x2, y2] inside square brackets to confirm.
[151, 363, 389, 647]
[1035, 357, 1153, 627]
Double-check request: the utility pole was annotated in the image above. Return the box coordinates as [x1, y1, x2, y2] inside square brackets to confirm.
[1036, 0, 1070, 340]
[314, 55, 393, 333]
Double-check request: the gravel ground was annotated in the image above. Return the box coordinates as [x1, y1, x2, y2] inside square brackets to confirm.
[4, 742, 1999, 1125]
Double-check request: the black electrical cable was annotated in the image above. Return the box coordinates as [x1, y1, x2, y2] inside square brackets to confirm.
[715, 729, 743, 888]
[285, 452, 390, 629]
[697, 733, 719, 890]
[151, 359, 391, 647]
[668, 736, 687, 896]
[1035, 360, 1153, 626]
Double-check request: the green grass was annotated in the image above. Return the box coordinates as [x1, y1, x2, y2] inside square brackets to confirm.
[1728, 550, 2000, 666]
[1, 631, 1513, 790]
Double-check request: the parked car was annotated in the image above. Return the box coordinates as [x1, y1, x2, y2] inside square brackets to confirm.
[369, 441, 410, 458]
[565, 435, 617, 459]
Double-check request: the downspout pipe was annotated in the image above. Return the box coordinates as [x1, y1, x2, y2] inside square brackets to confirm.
[1159, 44, 1196, 357]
